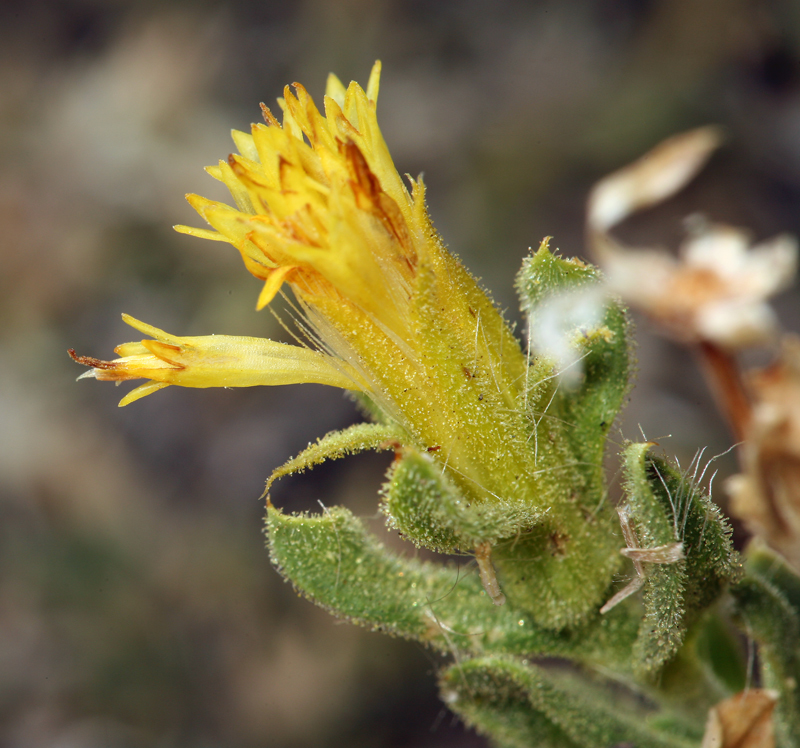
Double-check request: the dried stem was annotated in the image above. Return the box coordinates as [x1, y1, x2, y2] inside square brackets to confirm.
[696, 341, 751, 448]
[474, 542, 506, 606]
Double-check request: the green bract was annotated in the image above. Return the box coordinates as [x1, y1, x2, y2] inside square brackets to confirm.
[262, 242, 783, 747]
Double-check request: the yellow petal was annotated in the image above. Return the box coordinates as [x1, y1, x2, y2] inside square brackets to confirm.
[324, 72, 347, 108]
[119, 382, 171, 407]
[121, 313, 183, 345]
[256, 266, 296, 310]
[366, 60, 381, 104]
[173, 225, 228, 242]
[230, 128, 259, 162]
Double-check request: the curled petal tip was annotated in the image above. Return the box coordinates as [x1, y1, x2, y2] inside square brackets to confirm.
[68, 348, 115, 370]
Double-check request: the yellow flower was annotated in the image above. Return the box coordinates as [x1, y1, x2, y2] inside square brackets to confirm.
[69, 313, 362, 406]
[70, 63, 534, 509]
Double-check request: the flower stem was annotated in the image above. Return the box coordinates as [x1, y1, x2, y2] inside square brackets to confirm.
[696, 341, 751, 446]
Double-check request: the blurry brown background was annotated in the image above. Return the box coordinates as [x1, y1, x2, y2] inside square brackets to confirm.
[3, 0, 800, 746]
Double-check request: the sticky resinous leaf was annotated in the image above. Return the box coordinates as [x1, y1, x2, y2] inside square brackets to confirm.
[620, 443, 739, 677]
[440, 655, 699, 748]
[266, 501, 645, 670]
[484, 239, 634, 629]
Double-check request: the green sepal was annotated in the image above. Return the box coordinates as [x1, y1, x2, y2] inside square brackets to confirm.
[265, 503, 642, 669]
[264, 422, 404, 496]
[491, 504, 623, 631]
[439, 655, 697, 748]
[382, 448, 540, 552]
[515, 238, 632, 461]
[493, 239, 631, 629]
[621, 442, 740, 676]
[732, 566, 800, 746]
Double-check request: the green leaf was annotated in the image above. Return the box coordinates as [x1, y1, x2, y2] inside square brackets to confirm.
[745, 538, 800, 616]
[264, 422, 403, 496]
[690, 608, 747, 694]
[382, 448, 543, 552]
[439, 655, 696, 748]
[382, 449, 464, 553]
[621, 442, 739, 677]
[732, 569, 800, 746]
[491, 504, 623, 631]
[516, 238, 600, 311]
[515, 238, 632, 456]
[266, 504, 641, 669]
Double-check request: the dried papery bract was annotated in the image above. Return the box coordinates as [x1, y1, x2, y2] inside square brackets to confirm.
[701, 690, 777, 748]
[587, 127, 797, 350]
[587, 127, 723, 235]
[727, 337, 800, 572]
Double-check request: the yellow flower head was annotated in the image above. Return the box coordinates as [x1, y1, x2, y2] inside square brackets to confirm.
[176, 62, 420, 335]
[70, 64, 633, 617]
[71, 63, 533, 509]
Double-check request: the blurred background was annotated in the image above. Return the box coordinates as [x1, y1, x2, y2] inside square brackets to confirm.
[3, 0, 800, 745]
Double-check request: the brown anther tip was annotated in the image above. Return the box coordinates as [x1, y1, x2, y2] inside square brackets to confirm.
[259, 103, 280, 128]
[68, 349, 116, 369]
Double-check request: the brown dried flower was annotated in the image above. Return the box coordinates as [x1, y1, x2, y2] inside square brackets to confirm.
[727, 338, 800, 570]
[701, 689, 777, 748]
[588, 128, 796, 349]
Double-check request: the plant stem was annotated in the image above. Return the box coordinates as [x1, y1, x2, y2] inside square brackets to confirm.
[696, 341, 751, 447]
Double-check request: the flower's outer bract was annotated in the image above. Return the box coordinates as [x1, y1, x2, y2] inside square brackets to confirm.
[727, 337, 800, 571]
